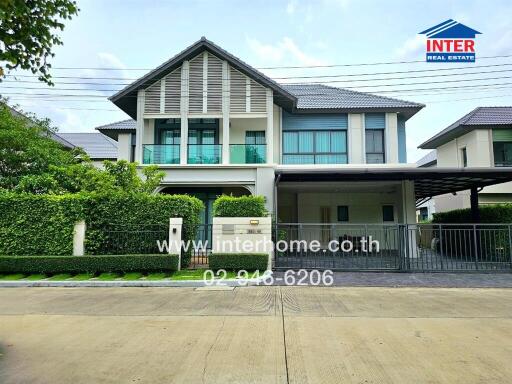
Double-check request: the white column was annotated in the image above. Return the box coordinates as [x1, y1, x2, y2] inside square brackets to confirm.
[222, 61, 230, 164]
[348, 113, 364, 164]
[266, 89, 274, 164]
[180, 61, 189, 164]
[386, 112, 399, 164]
[169, 218, 183, 270]
[159, 78, 165, 113]
[402, 180, 418, 258]
[73, 220, 86, 256]
[136, 89, 145, 163]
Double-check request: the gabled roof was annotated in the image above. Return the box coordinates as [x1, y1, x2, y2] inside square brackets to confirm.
[283, 84, 424, 119]
[416, 150, 437, 168]
[110, 37, 297, 118]
[419, 107, 512, 149]
[58, 132, 118, 160]
[420, 19, 481, 39]
[95, 119, 136, 140]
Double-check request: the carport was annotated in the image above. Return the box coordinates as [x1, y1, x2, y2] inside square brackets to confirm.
[273, 167, 512, 271]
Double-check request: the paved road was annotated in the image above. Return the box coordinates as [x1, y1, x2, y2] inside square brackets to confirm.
[0, 286, 511, 383]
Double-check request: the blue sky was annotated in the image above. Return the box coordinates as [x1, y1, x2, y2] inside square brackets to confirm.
[5, 0, 512, 162]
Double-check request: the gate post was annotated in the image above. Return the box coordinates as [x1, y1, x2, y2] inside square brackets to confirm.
[169, 218, 183, 270]
[73, 220, 86, 256]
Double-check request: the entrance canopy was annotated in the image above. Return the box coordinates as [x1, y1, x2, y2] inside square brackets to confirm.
[275, 167, 512, 200]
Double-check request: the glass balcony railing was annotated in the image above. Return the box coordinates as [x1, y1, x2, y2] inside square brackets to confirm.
[230, 144, 266, 164]
[188, 144, 222, 164]
[143, 145, 180, 164]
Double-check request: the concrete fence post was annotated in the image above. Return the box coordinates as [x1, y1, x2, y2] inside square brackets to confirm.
[169, 218, 183, 271]
[73, 220, 86, 256]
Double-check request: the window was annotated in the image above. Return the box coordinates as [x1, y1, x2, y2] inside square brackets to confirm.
[245, 131, 266, 145]
[461, 147, 468, 167]
[382, 205, 394, 222]
[282, 130, 347, 164]
[493, 142, 512, 167]
[366, 129, 385, 164]
[337, 206, 349, 222]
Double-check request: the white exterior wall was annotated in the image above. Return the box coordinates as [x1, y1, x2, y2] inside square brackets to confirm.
[385, 113, 399, 164]
[117, 133, 132, 161]
[348, 113, 364, 163]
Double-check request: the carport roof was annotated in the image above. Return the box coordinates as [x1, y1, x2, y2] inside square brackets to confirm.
[275, 167, 512, 200]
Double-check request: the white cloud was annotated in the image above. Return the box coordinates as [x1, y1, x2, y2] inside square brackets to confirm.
[395, 34, 425, 59]
[286, 0, 297, 14]
[247, 37, 328, 67]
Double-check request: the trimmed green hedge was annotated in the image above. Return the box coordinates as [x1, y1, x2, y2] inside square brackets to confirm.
[0, 254, 179, 274]
[432, 204, 512, 223]
[0, 192, 203, 265]
[213, 195, 268, 217]
[209, 253, 269, 271]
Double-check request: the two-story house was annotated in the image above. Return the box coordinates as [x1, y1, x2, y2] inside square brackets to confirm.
[96, 38, 512, 242]
[418, 107, 512, 215]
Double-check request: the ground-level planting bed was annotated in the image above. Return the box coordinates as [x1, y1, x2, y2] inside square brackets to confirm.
[0, 270, 239, 281]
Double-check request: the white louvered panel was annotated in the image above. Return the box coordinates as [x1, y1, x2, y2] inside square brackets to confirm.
[189, 55, 203, 113]
[250, 80, 267, 113]
[164, 68, 181, 113]
[144, 81, 161, 114]
[229, 67, 246, 113]
[207, 54, 223, 112]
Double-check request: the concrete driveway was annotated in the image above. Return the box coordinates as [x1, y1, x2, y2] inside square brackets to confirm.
[0, 286, 511, 383]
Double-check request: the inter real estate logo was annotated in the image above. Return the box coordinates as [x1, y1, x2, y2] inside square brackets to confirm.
[419, 19, 481, 63]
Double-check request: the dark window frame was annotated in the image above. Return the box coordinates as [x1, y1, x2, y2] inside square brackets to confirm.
[382, 205, 395, 222]
[282, 129, 348, 164]
[337, 205, 349, 222]
[365, 129, 385, 164]
[493, 141, 512, 167]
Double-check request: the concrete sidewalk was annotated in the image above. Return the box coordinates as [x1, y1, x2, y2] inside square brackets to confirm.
[0, 287, 511, 383]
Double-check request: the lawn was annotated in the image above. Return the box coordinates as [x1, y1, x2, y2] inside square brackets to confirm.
[0, 270, 248, 281]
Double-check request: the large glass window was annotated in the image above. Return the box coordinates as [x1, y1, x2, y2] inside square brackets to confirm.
[365, 129, 385, 164]
[493, 142, 512, 167]
[282, 130, 347, 164]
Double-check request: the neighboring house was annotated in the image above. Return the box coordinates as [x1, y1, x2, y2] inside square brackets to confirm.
[94, 38, 512, 241]
[58, 132, 118, 167]
[415, 150, 437, 220]
[418, 107, 512, 213]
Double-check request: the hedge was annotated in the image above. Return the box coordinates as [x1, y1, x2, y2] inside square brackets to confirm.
[213, 195, 268, 217]
[209, 253, 269, 271]
[432, 204, 512, 224]
[0, 254, 179, 274]
[0, 192, 203, 266]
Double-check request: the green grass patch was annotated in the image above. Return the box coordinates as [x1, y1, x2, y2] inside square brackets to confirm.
[122, 272, 143, 280]
[169, 270, 238, 280]
[48, 273, 72, 281]
[96, 272, 120, 281]
[144, 272, 168, 280]
[69, 273, 95, 281]
[23, 274, 47, 280]
[0, 273, 25, 280]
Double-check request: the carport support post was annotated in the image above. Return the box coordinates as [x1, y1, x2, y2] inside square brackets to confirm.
[169, 218, 183, 271]
[470, 187, 480, 223]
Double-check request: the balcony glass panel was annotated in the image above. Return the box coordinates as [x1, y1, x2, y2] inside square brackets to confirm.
[188, 144, 222, 164]
[230, 144, 266, 164]
[143, 145, 180, 164]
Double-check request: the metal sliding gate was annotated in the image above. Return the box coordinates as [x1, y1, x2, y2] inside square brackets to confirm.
[274, 223, 512, 272]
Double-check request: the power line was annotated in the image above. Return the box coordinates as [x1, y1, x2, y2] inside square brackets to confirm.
[42, 53, 512, 71]
[6, 62, 512, 82]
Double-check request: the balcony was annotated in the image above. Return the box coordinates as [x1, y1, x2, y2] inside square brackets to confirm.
[230, 144, 266, 164]
[143, 145, 180, 164]
[188, 144, 222, 164]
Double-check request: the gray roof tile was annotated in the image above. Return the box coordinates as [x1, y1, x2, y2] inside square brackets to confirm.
[95, 119, 136, 131]
[416, 150, 437, 167]
[420, 106, 512, 148]
[282, 84, 424, 110]
[58, 132, 118, 159]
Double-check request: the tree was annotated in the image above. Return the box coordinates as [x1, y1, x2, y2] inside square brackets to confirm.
[0, 0, 79, 85]
[0, 102, 81, 189]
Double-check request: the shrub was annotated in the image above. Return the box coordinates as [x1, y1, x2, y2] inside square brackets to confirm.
[0, 192, 203, 266]
[0, 254, 179, 274]
[432, 204, 512, 223]
[213, 195, 268, 217]
[209, 253, 269, 271]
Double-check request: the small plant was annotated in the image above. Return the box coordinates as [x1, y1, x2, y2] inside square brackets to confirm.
[213, 195, 268, 217]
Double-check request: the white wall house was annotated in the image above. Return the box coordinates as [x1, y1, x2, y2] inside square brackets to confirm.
[418, 107, 512, 215]
[95, 38, 512, 232]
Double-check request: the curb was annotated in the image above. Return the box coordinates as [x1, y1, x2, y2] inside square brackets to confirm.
[0, 276, 270, 288]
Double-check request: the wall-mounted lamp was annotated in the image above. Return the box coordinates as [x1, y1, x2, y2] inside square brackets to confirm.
[249, 220, 259, 225]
